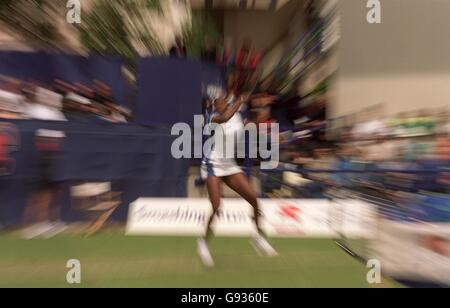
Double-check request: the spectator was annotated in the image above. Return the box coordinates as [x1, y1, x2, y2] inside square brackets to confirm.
[235, 39, 262, 91]
[22, 83, 67, 121]
[235, 38, 261, 71]
[0, 77, 26, 119]
[217, 38, 234, 67]
[201, 38, 217, 63]
[22, 128, 67, 239]
[169, 36, 187, 59]
[247, 78, 277, 127]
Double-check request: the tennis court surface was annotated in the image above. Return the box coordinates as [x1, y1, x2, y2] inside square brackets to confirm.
[0, 234, 401, 288]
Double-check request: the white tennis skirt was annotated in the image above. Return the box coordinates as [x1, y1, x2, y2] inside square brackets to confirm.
[201, 158, 242, 179]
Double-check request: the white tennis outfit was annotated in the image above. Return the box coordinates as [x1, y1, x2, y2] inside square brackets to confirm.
[201, 95, 245, 179]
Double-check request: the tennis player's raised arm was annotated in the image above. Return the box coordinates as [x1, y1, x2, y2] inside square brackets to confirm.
[212, 94, 249, 124]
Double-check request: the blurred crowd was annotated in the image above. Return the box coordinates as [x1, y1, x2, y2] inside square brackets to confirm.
[0, 76, 131, 123]
[270, 104, 450, 201]
[331, 105, 450, 162]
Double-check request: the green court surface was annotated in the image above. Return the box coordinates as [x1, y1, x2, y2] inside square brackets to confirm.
[0, 234, 401, 288]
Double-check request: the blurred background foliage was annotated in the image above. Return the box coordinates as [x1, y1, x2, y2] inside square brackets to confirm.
[184, 10, 222, 58]
[78, 0, 165, 65]
[0, 0, 67, 50]
[0, 0, 222, 63]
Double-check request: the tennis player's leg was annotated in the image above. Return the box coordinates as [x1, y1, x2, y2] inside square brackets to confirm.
[204, 176, 222, 240]
[223, 173, 278, 257]
[197, 176, 221, 267]
[223, 173, 262, 232]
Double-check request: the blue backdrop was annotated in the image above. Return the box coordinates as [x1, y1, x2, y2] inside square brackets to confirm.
[0, 120, 189, 226]
[136, 57, 203, 126]
[0, 52, 128, 107]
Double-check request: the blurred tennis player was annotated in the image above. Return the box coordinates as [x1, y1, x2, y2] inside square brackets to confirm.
[197, 89, 277, 267]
